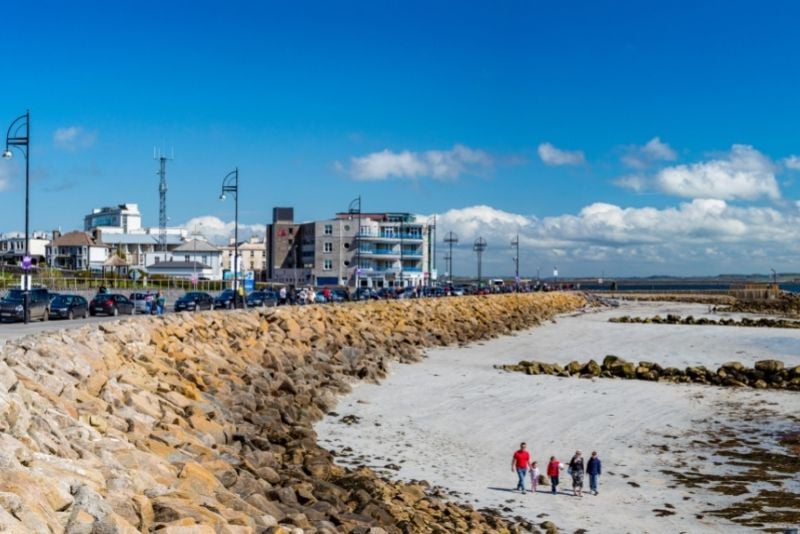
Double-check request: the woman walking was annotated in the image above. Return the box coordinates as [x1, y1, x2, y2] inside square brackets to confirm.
[569, 450, 585, 497]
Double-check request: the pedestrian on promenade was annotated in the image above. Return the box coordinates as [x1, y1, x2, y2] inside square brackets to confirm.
[569, 450, 585, 497]
[156, 291, 165, 315]
[510, 442, 531, 493]
[586, 451, 602, 495]
[529, 461, 541, 493]
[279, 286, 287, 305]
[547, 456, 561, 495]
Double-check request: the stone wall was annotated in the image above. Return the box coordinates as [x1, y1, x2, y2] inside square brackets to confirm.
[0, 292, 583, 533]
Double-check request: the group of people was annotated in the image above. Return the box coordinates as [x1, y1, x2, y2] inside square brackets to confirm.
[143, 290, 166, 315]
[511, 443, 602, 496]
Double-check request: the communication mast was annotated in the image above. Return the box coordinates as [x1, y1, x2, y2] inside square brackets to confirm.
[154, 148, 173, 253]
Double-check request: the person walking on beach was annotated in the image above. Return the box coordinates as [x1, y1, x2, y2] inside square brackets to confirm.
[529, 461, 541, 493]
[586, 451, 602, 495]
[511, 442, 531, 493]
[569, 450, 585, 497]
[547, 456, 561, 494]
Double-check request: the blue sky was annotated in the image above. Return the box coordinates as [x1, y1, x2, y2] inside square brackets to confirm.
[2, 1, 800, 276]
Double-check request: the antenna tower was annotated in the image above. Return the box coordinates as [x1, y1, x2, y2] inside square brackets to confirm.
[154, 148, 173, 253]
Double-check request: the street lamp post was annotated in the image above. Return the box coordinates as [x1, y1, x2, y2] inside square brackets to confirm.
[511, 234, 520, 292]
[444, 231, 458, 286]
[219, 168, 240, 307]
[3, 111, 31, 323]
[348, 196, 361, 289]
[473, 237, 487, 290]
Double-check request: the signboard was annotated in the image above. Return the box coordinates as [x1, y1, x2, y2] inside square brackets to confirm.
[21, 256, 32, 270]
[553, 268, 559, 278]
[244, 271, 255, 292]
[20, 275, 31, 291]
[129, 269, 141, 281]
[191, 274, 199, 285]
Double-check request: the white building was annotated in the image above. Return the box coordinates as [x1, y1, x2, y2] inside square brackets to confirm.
[84, 203, 143, 233]
[0, 231, 51, 266]
[145, 238, 223, 280]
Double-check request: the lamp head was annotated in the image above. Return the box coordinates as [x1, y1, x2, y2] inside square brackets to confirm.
[219, 193, 226, 201]
[2, 149, 11, 160]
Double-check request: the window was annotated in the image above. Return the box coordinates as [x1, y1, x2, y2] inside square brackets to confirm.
[323, 259, 333, 270]
[185, 255, 190, 262]
[324, 242, 333, 253]
[324, 224, 333, 235]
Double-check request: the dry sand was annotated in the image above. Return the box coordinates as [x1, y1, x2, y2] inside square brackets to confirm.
[316, 301, 800, 533]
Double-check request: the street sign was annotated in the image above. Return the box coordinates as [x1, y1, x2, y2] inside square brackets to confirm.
[129, 269, 141, 281]
[20, 275, 31, 290]
[191, 274, 199, 285]
[21, 256, 32, 270]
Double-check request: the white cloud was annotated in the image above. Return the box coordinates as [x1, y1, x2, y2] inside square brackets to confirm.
[345, 144, 492, 181]
[183, 216, 264, 245]
[537, 142, 585, 166]
[622, 137, 677, 169]
[613, 175, 647, 193]
[53, 126, 96, 151]
[0, 165, 12, 192]
[655, 144, 780, 200]
[783, 155, 800, 170]
[432, 200, 800, 276]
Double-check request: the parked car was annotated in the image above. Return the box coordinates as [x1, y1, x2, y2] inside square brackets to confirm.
[246, 290, 278, 308]
[330, 288, 350, 302]
[353, 288, 378, 301]
[89, 294, 135, 316]
[0, 288, 51, 322]
[129, 292, 154, 314]
[213, 289, 237, 309]
[175, 292, 213, 312]
[49, 294, 89, 320]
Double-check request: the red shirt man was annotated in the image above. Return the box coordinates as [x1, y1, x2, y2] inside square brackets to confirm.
[511, 442, 531, 493]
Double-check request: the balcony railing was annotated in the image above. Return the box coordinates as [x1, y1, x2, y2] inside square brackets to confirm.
[358, 232, 424, 241]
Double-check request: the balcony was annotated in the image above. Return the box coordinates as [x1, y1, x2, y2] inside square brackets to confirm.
[358, 231, 423, 242]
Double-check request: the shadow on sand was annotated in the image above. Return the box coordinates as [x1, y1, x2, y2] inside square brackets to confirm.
[487, 487, 575, 496]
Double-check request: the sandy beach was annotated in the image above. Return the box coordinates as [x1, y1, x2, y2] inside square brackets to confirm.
[316, 300, 800, 533]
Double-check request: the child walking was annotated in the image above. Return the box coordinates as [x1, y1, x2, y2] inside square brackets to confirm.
[529, 461, 541, 493]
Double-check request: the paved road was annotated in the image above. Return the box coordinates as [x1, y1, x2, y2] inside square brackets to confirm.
[0, 312, 163, 342]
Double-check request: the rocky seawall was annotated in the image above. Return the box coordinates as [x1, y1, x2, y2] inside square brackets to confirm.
[0, 293, 583, 533]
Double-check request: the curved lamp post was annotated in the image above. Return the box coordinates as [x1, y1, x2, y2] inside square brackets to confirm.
[219, 168, 240, 307]
[3, 111, 31, 323]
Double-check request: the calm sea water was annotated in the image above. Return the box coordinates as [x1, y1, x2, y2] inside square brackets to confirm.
[579, 282, 800, 293]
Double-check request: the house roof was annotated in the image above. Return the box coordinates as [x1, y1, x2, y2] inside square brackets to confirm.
[99, 233, 183, 245]
[146, 260, 210, 271]
[173, 239, 220, 252]
[52, 231, 107, 248]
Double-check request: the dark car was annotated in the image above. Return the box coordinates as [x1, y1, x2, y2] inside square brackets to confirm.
[89, 294, 135, 316]
[246, 290, 278, 308]
[353, 288, 378, 301]
[213, 289, 237, 309]
[49, 294, 89, 320]
[174, 292, 213, 312]
[0, 288, 51, 322]
[330, 288, 350, 302]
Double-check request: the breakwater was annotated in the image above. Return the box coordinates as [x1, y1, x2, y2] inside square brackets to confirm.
[0, 292, 583, 533]
[497, 356, 800, 390]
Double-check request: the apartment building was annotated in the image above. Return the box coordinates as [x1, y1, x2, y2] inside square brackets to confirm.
[266, 207, 434, 288]
[220, 236, 267, 280]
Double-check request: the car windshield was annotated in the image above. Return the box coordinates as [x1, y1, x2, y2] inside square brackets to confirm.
[3, 290, 24, 302]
